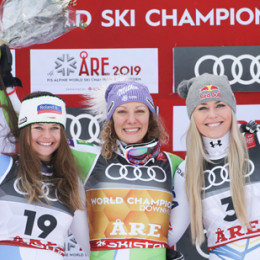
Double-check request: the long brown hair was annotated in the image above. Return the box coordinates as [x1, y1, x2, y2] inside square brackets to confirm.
[17, 92, 84, 211]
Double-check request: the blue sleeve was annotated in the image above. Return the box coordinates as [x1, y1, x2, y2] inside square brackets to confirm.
[0, 154, 13, 184]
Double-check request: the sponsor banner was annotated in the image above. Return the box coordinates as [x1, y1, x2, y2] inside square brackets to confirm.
[91, 238, 167, 251]
[172, 106, 189, 152]
[86, 189, 171, 249]
[173, 46, 260, 92]
[30, 49, 158, 95]
[173, 104, 260, 152]
[65, 107, 101, 145]
[66, 7, 260, 29]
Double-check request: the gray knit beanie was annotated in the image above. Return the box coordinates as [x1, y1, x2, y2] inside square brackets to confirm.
[177, 73, 236, 118]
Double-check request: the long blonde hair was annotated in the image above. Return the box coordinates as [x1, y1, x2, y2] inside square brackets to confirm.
[185, 111, 250, 244]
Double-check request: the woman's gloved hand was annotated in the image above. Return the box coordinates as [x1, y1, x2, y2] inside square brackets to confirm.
[0, 44, 22, 89]
[240, 120, 260, 134]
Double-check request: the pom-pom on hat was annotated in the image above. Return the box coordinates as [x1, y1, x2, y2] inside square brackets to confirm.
[177, 73, 236, 118]
[105, 81, 155, 121]
[18, 94, 66, 128]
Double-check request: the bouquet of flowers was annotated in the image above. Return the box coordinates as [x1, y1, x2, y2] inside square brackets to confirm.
[0, 0, 77, 48]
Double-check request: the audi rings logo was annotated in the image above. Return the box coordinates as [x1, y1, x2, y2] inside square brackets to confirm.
[105, 163, 167, 182]
[194, 54, 260, 85]
[14, 177, 58, 202]
[202, 159, 254, 191]
[66, 113, 102, 143]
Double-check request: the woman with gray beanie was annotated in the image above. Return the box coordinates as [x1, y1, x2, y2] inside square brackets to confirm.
[174, 73, 260, 259]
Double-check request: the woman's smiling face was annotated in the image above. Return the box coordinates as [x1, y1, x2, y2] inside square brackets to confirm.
[193, 100, 232, 139]
[112, 102, 150, 144]
[30, 123, 61, 161]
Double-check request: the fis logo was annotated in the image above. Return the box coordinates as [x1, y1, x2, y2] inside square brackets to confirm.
[200, 85, 221, 99]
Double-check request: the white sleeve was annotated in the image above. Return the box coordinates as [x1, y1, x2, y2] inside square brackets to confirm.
[168, 160, 190, 247]
[70, 181, 90, 257]
[0, 108, 16, 154]
[256, 131, 260, 143]
[5, 87, 21, 114]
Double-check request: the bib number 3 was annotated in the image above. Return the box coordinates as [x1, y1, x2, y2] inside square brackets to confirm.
[221, 196, 237, 222]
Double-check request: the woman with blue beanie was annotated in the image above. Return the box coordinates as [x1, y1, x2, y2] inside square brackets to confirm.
[70, 80, 184, 260]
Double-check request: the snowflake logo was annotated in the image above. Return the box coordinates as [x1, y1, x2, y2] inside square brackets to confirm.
[55, 54, 77, 76]
[96, 240, 106, 247]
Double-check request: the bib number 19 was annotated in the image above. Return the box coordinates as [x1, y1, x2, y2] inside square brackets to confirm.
[24, 210, 57, 238]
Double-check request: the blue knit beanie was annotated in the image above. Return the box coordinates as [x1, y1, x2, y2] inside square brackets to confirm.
[105, 81, 155, 121]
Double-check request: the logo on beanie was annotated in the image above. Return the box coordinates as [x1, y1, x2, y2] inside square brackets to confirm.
[19, 116, 27, 125]
[37, 104, 62, 114]
[122, 95, 128, 101]
[200, 85, 221, 99]
[117, 85, 138, 96]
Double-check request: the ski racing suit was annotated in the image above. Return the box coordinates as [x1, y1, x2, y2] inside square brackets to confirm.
[0, 154, 90, 260]
[70, 139, 183, 260]
[174, 131, 260, 260]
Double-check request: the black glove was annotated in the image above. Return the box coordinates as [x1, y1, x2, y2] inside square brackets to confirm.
[0, 44, 22, 89]
[240, 120, 260, 134]
[166, 248, 185, 260]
